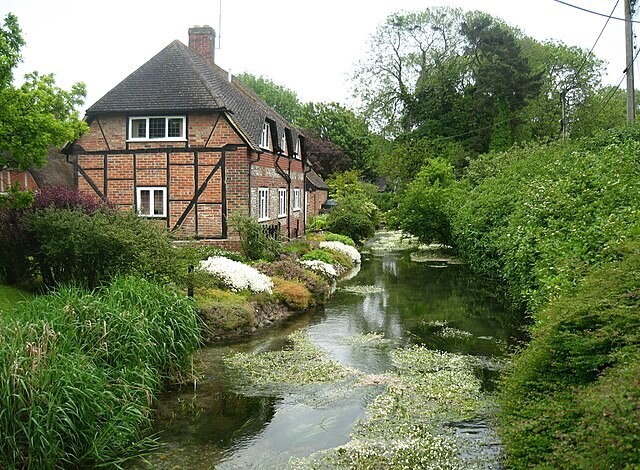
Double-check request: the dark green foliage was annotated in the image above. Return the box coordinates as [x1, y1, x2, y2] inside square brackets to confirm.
[392, 158, 455, 244]
[229, 211, 281, 261]
[326, 194, 377, 244]
[445, 124, 640, 467]
[0, 276, 201, 469]
[21, 209, 175, 288]
[0, 14, 87, 170]
[499, 241, 640, 469]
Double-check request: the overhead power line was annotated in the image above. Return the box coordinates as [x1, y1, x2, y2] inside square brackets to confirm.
[551, 0, 640, 23]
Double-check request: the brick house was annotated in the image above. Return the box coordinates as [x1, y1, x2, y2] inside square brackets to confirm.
[1, 148, 75, 193]
[64, 26, 312, 247]
[305, 168, 329, 217]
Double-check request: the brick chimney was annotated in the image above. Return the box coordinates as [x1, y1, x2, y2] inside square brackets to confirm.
[188, 26, 216, 64]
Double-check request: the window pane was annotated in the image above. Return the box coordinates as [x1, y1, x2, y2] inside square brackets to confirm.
[132, 119, 146, 138]
[149, 118, 166, 139]
[168, 118, 183, 138]
[139, 190, 150, 215]
[153, 190, 164, 215]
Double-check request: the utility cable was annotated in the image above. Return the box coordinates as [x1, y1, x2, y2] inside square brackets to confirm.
[552, 0, 640, 23]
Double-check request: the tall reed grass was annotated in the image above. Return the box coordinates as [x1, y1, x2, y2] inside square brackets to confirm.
[0, 276, 201, 469]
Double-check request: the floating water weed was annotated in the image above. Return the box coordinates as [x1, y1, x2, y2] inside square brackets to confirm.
[366, 230, 421, 252]
[223, 330, 357, 387]
[438, 327, 474, 339]
[287, 345, 485, 469]
[342, 332, 394, 348]
[340, 285, 385, 295]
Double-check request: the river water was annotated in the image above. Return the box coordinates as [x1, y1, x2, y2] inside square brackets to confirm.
[136, 233, 521, 469]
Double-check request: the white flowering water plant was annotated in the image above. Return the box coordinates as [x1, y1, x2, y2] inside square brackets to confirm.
[299, 259, 338, 279]
[319, 241, 361, 264]
[199, 256, 273, 294]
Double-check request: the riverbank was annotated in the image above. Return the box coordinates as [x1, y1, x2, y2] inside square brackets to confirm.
[442, 125, 640, 468]
[194, 236, 362, 343]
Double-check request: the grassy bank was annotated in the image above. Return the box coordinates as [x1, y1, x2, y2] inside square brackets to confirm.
[445, 125, 640, 467]
[0, 276, 201, 469]
[0, 285, 32, 312]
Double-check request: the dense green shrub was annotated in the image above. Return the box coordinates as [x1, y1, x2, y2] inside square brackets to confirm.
[392, 158, 455, 244]
[451, 127, 640, 310]
[307, 214, 328, 232]
[323, 231, 356, 247]
[499, 240, 640, 469]
[229, 211, 281, 261]
[326, 193, 377, 244]
[443, 124, 640, 468]
[22, 208, 175, 288]
[0, 276, 201, 468]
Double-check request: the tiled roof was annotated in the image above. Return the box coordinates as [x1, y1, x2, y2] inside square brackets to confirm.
[305, 168, 329, 190]
[86, 40, 302, 150]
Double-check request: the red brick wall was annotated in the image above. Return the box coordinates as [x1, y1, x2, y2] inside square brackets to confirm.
[0, 170, 38, 192]
[70, 111, 307, 244]
[307, 189, 328, 218]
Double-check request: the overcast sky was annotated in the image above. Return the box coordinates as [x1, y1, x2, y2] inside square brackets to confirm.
[0, 0, 633, 114]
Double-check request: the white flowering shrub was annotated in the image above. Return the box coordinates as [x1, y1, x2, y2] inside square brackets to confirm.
[299, 259, 338, 278]
[199, 256, 273, 294]
[320, 241, 361, 264]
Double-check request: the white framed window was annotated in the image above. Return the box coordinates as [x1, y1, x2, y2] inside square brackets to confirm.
[280, 133, 288, 155]
[136, 187, 166, 217]
[258, 187, 269, 221]
[260, 122, 271, 149]
[294, 138, 301, 159]
[128, 116, 185, 141]
[293, 188, 301, 211]
[278, 188, 287, 217]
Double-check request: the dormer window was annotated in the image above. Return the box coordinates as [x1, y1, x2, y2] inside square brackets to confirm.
[128, 116, 185, 141]
[260, 122, 271, 149]
[294, 138, 301, 160]
[281, 134, 288, 155]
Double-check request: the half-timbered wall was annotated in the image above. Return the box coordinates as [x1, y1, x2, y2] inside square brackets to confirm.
[70, 112, 305, 243]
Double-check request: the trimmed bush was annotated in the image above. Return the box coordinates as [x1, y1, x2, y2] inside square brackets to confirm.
[324, 231, 356, 247]
[22, 208, 175, 288]
[255, 258, 330, 302]
[272, 277, 312, 311]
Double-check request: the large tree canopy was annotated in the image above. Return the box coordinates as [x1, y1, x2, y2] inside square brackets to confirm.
[0, 13, 87, 170]
[353, 7, 607, 160]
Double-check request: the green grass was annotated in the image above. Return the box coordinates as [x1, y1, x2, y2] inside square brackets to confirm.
[0, 284, 32, 312]
[0, 276, 202, 469]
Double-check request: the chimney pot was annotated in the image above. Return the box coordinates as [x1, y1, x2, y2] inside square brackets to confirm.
[188, 25, 216, 64]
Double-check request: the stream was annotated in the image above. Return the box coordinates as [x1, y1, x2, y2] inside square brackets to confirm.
[136, 232, 521, 469]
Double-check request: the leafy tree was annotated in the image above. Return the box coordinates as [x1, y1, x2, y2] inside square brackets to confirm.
[304, 137, 352, 179]
[299, 102, 373, 176]
[519, 39, 604, 140]
[353, 7, 466, 137]
[236, 72, 304, 124]
[392, 158, 455, 244]
[0, 14, 87, 170]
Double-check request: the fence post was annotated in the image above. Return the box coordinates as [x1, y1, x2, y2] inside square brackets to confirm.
[187, 264, 194, 298]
